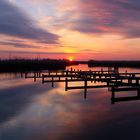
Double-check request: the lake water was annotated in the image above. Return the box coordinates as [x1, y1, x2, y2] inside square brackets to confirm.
[0, 65, 140, 140]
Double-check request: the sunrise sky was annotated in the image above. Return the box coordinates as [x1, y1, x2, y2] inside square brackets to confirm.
[0, 0, 140, 60]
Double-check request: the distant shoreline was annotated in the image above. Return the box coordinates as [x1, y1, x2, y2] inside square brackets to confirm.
[0, 59, 77, 72]
[72, 60, 140, 68]
[87, 60, 140, 68]
[1, 59, 140, 73]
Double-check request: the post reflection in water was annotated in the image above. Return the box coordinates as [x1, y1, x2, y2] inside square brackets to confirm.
[0, 65, 140, 140]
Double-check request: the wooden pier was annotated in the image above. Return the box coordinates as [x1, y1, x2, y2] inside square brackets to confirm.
[23, 67, 140, 104]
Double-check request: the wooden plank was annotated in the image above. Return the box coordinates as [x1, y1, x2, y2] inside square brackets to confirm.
[67, 85, 109, 90]
[113, 96, 140, 102]
[112, 86, 140, 92]
[43, 80, 66, 82]
[24, 76, 42, 78]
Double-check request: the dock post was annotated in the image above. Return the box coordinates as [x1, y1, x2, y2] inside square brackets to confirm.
[25, 72, 28, 78]
[137, 90, 140, 97]
[94, 75, 96, 83]
[52, 77, 54, 87]
[66, 71, 68, 77]
[42, 74, 44, 84]
[84, 78, 87, 98]
[107, 82, 111, 91]
[136, 79, 139, 85]
[34, 73, 37, 82]
[39, 72, 41, 77]
[101, 68, 103, 74]
[20, 72, 23, 78]
[125, 70, 127, 76]
[128, 78, 132, 84]
[65, 78, 68, 91]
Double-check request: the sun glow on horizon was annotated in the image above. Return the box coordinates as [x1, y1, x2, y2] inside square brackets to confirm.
[69, 58, 73, 62]
[68, 56, 74, 62]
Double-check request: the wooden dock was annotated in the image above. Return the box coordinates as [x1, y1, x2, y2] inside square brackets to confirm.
[23, 67, 140, 104]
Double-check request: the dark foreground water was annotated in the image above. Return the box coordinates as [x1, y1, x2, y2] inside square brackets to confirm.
[0, 65, 140, 140]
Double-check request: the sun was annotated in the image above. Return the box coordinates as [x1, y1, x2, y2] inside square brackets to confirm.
[69, 58, 73, 62]
[68, 57, 73, 62]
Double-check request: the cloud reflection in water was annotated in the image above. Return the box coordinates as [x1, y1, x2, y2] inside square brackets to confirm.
[0, 70, 140, 140]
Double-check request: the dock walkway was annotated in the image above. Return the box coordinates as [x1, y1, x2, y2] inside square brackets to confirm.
[23, 68, 140, 104]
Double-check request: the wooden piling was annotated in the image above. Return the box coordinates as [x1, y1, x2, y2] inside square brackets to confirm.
[34, 73, 36, 82]
[137, 90, 140, 97]
[65, 78, 68, 91]
[51, 77, 54, 87]
[42, 74, 44, 84]
[58, 76, 60, 80]
[136, 79, 139, 85]
[125, 70, 127, 76]
[84, 78, 87, 98]
[25, 72, 28, 78]
[20, 72, 23, 78]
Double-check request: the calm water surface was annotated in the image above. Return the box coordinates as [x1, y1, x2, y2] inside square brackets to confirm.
[0, 65, 140, 140]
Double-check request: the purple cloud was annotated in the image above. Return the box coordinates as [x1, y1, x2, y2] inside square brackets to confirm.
[54, 0, 140, 38]
[0, 41, 39, 48]
[0, 0, 59, 44]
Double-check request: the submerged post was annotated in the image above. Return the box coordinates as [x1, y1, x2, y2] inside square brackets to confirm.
[111, 86, 115, 104]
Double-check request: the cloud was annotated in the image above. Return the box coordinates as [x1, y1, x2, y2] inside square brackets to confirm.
[0, 50, 77, 55]
[0, 0, 59, 44]
[51, 0, 140, 38]
[0, 40, 39, 48]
